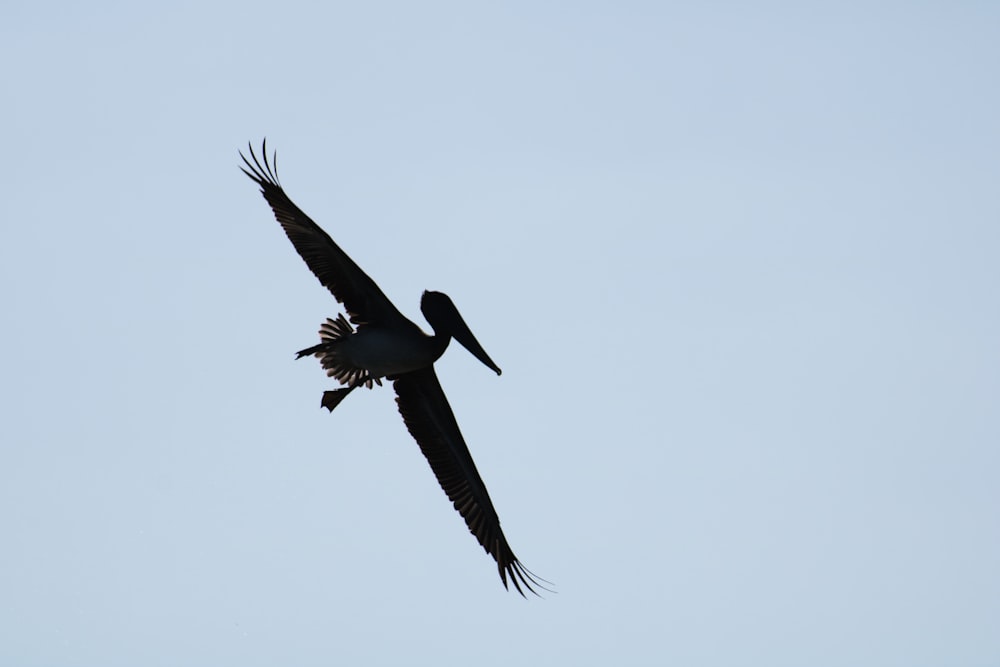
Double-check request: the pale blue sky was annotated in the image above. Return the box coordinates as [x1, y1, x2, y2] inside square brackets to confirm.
[3, 2, 998, 665]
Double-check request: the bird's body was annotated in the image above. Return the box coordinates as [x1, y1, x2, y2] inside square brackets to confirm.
[331, 326, 446, 377]
[297, 314, 445, 383]
[240, 141, 546, 596]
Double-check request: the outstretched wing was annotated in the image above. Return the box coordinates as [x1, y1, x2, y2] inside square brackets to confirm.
[393, 367, 547, 596]
[240, 140, 407, 328]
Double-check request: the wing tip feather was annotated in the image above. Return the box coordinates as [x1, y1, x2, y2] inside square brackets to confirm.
[501, 557, 555, 598]
[239, 138, 281, 189]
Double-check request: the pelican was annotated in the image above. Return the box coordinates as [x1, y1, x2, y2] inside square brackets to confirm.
[240, 141, 546, 596]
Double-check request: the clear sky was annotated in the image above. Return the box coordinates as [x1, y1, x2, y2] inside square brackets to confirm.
[3, 2, 998, 665]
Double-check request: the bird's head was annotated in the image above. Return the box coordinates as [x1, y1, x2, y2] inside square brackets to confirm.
[421, 291, 502, 376]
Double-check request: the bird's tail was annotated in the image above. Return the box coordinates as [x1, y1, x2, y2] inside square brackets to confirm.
[295, 314, 382, 390]
[295, 314, 355, 359]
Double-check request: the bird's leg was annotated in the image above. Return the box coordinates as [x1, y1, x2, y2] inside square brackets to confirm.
[321, 385, 356, 412]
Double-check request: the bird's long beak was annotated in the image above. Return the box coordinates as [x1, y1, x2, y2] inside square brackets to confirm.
[450, 311, 502, 376]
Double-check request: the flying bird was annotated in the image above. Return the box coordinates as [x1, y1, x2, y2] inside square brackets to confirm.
[240, 141, 547, 596]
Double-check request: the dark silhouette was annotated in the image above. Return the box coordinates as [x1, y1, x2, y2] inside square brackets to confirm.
[240, 141, 547, 596]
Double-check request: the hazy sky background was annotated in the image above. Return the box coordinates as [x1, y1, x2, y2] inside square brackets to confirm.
[3, 2, 998, 665]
